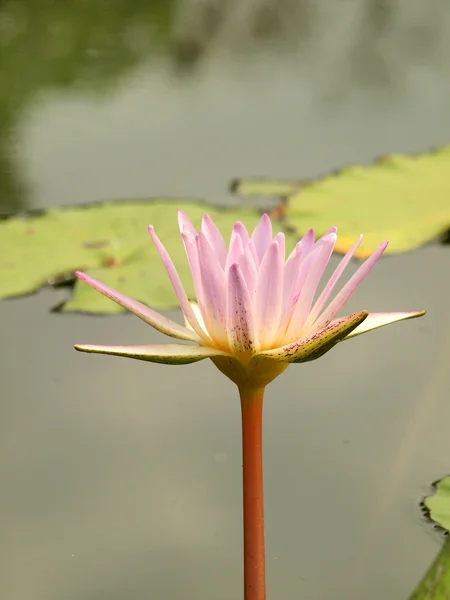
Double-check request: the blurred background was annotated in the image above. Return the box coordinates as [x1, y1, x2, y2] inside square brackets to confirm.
[1, 1, 449, 599]
[1, 0, 450, 214]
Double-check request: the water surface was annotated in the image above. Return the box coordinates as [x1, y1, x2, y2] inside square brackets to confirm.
[1, 1, 449, 598]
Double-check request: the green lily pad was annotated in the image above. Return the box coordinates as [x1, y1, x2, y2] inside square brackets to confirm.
[409, 539, 450, 600]
[233, 146, 450, 258]
[0, 199, 294, 313]
[408, 477, 450, 599]
[422, 476, 450, 532]
[230, 178, 300, 199]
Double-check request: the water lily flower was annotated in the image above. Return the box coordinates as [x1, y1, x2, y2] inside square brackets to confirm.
[75, 211, 424, 389]
[74, 211, 425, 600]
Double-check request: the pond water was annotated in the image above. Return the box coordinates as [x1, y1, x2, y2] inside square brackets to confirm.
[1, 0, 450, 598]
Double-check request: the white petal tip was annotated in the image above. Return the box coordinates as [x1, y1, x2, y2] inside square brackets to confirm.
[343, 309, 426, 339]
[74, 343, 229, 364]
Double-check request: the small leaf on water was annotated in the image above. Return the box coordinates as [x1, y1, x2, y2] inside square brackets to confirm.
[408, 477, 450, 599]
[423, 475, 450, 533]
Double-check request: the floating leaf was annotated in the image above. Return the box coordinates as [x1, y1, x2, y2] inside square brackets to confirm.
[422, 476, 450, 533]
[233, 147, 450, 258]
[408, 477, 450, 599]
[408, 538, 450, 600]
[230, 178, 300, 199]
[0, 199, 294, 313]
[409, 476, 450, 600]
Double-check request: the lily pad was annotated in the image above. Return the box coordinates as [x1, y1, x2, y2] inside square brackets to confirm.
[230, 178, 300, 199]
[233, 147, 450, 258]
[422, 476, 450, 532]
[0, 199, 294, 313]
[409, 539, 450, 600]
[408, 477, 450, 599]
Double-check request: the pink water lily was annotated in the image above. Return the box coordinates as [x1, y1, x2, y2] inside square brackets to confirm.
[75, 211, 424, 388]
[74, 210, 425, 600]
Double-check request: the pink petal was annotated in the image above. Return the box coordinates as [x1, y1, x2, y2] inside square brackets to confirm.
[254, 240, 284, 349]
[285, 231, 337, 341]
[278, 228, 335, 344]
[180, 231, 204, 305]
[250, 311, 368, 365]
[227, 264, 258, 355]
[224, 225, 245, 274]
[286, 228, 315, 261]
[197, 232, 228, 347]
[251, 213, 273, 262]
[233, 221, 250, 247]
[177, 209, 198, 238]
[74, 271, 202, 343]
[342, 310, 426, 339]
[178, 214, 204, 301]
[314, 240, 388, 329]
[238, 251, 258, 297]
[247, 239, 260, 269]
[278, 248, 314, 341]
[281, 230, 315, 324]
[185, 301, 208, 334]
[273, 231, 285, 261]
[201, 214, 228, 267]
[306, 235, 363, 327]
[74, 343, 230, 364]
[148, 226, 209, 342]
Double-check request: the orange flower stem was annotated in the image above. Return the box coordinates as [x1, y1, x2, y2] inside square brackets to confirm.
[239, 385, 266, 600]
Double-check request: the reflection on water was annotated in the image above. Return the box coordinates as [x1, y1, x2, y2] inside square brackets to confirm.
[0, 0, 450, 599]
[0, 0, 449, 213]
[0, 0, 174, 214]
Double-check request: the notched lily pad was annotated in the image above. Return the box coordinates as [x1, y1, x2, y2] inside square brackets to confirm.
[0, 198, 294, 313]
[408, 477, 450, 599]
[421, 475, 450, 533]
[234, 146, 450, 258]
